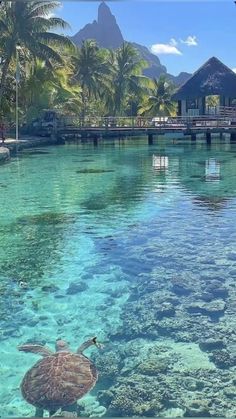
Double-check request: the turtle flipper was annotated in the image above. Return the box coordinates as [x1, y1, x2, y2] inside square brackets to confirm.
[18, 343, 53, 357]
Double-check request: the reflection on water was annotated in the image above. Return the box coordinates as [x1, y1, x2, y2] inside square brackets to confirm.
[205, 158, 221, 182]
[1, 137, 236, 416]
[152, 154, 169, 171]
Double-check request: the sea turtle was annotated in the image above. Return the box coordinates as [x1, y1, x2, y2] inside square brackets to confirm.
[18, 337, 100, 417]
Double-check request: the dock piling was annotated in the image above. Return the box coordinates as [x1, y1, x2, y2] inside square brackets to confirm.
[93, 135, 98, 147]
[230, 132, 236, 143]
[148, 133, 153, 145]
[206, 130, 211, 144]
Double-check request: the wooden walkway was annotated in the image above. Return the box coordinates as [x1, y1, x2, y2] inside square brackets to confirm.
[55, 115, 236, 143]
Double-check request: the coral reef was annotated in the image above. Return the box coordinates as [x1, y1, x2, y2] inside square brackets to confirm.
[92, 349, 123, 381]
[99, 377, 163, 416]
[209, 350, 234, 369]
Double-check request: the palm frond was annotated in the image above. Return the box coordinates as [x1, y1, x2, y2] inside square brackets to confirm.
[35, 32, 74, 50]
[28, 1, 61, 18]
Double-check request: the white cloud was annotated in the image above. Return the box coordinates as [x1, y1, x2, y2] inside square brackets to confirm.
[170, 38, 178, 47]
[232, 68, 236, 73]
[180, 36, 198, 46]
[151, 42, 182, 55]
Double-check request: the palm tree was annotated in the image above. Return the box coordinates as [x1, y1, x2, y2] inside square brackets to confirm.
[72, 40, 110, 118]
[20, 60, 82, 121]
[50, 66, 82, 114]
[0, 1, 73, 105]
[107, 42, 148, 115]
[139, 75, 176, 116]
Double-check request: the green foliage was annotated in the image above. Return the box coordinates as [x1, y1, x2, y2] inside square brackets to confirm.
[72, 39, 110, 117]
[17, 60, 82, 122]
[139, 75, 177, 117]
[0, 4, 178, 125]
[0, 0, 74, 109]
[205, 95, 219, 107]
[105, 42, 149, 115]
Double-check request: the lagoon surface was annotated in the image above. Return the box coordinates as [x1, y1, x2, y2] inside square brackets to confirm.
[1, 137, 236, 417]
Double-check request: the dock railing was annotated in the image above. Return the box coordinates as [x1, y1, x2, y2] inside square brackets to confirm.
[58, 115, 233, 131]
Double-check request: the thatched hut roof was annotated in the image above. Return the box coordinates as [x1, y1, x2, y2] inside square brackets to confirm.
[172, 57, 236, 101]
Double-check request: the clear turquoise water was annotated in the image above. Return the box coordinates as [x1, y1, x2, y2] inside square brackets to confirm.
[1, 137, 236, 416]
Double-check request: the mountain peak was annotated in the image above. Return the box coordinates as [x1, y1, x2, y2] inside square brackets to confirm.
[98, 2, 112, 24]
[72, 1, 123, 49]
[71, 2, 191, 84]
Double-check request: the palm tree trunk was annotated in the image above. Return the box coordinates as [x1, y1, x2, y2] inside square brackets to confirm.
[81, 89, 87, 126]
[0, 55, 12, 107]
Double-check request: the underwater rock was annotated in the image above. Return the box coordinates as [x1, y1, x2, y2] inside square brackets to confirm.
[209, 350, 233, 369]
[137, 356, 170, 375]
[119, 289, 182, 338]
[38, 315, 49, 321]
[186, 299, 226, 319]
[3, 328, 23, 338]
[203, 299, 226, 316]
[229, 269, 236, 276]
[132, 278, 159, 297]
[200, 292, 214, 302]
[56, 317, 73, 326]
[17, 211, 70, 225]
[92, 350, 123, 381]
[199, 338, 226, 352]
[171, 277, 192, 296]
[78, 396, 107, 418]
[81, 194, 109, 211]
[227, 252, 236, 261]
[66, 282, 88, 295]
[211, 287, 228, 299]
[97, 389, 114, 407]
[183, 377, 205, 391]
[109, 287, 128, 298]
[205, 282, 229, 299]
[156, 302, 175, 319]
[27, 319, 40, 327]
[107, 383, 163, 416]
[184, 399, 211, 417]
[41, 284, 60, 293]
[223, 386, 236, 398]
[171, 283, 192, 297]
[200, 258, 216, 265]
[24, 337, 46, 345]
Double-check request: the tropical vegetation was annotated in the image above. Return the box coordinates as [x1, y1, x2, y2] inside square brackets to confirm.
[0, 0, 177, 130]
[139, 76, 177, 117]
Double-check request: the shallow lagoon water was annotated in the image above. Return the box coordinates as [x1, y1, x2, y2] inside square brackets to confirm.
[1, 137, 236, 416]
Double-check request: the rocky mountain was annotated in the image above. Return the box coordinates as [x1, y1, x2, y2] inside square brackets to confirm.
[72, 2, 123, 49]
[131, 42, 167, 79]
[168, 71, 192, 86]
[71, 2, 191, 85]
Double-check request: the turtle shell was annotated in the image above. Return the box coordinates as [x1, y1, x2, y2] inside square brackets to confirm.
[20, 352, 98, 410]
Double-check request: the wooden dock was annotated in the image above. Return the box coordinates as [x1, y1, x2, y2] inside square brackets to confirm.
[55, 115, 236, 144]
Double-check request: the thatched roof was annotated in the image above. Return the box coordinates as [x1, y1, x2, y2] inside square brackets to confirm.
[172, 57, 236, 101]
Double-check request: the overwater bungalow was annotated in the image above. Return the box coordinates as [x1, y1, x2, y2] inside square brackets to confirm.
[172, 56, 236, 117]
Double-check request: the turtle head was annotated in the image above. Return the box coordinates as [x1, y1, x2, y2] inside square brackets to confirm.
[55, 338, 70, 352]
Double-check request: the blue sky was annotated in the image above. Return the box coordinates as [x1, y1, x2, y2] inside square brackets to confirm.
[57, 0, 236, 76]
